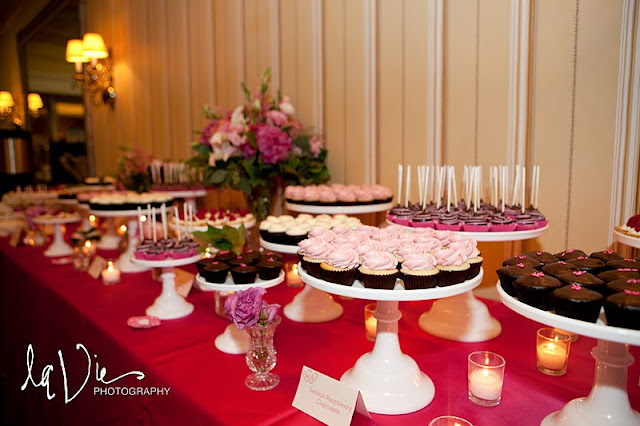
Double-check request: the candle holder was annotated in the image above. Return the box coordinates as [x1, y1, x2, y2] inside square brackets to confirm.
[101, 260, 121, 285]
[429, 415, 473, 426]
[364, 303, 377, 342]
[467, 351, 505, 407]
[285, 262, 303, 288]
[537, 328, 571, 376]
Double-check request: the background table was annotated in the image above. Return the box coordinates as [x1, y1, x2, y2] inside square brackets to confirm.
[1, 235, 640, 425]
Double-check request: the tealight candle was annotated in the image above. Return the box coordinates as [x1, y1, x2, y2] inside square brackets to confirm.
[537, 328, 571, 375]
[468, 351, 505, 407]
[285, 262, 303, 288]
[429, 415, 473, 426]
[364, 303, 377, 341]
[101, 260, 121, 285]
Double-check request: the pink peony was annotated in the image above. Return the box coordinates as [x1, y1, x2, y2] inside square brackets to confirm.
[266, 110, 288, 127]
[224, 287, 266, 330]
[255, 124, 292, 164]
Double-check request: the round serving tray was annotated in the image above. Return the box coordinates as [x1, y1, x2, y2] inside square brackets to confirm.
[259, 238, 299, 254]
[299, 265, 483, 301]
[613, 229, 640, 249]
[496, 282, 640, 346]
[33, 215, 81, 225]
[385, 219, 549, 242]
[286, 201, 394, 215]
[150, 189, 207, 198]
[130, 253, 203, 268]
[195, 270, 285, 292]
[90, 208, 149, 218]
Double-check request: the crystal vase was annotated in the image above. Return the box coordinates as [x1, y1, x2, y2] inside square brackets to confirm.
[244, 315, 281, 391]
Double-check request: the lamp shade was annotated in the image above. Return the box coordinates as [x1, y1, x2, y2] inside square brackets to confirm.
[66, 39, 88, 63]
[0, 91, 14, 109]
[82, 33, 108, 59]
[28, 93, 44, 110]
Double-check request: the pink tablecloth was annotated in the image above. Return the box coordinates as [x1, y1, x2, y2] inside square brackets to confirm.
[1, 234, 639, 426]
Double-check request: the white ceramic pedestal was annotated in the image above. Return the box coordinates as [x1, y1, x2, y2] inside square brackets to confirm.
[299, 265, 482, 414]
[34, 216, 80, 257]
[284, 284, 344, 323]
[97, 217, 120, 250]
[195, 271, 285, 354]
[419, 291, 502, 342]
[91, 210, 150, 273]
[497, 283, 640, 426]
[131, 254, 202, 320]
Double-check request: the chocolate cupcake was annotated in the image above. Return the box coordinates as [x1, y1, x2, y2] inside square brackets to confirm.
[603, 290, 640, 329]
[541, 261, 580, 278]
[606, 278, 640, 295]
[230, 264, 258, 284]
[590, 250, 623, 263]
[196, 257, 214, 273]
[567, 257, 607, 274]
[557, 271, 606, 295]
[607, 259, 640, 270]
[554, 249, 588, 262]
[259, 251, 283, 263]
[497, 263, 538, 296]
[597, 268, 640, 283]
[502, 255, 542, 269]
[242, 249, 261, 264]
[258, 260, 283, 280]
[215, 250, 237, 264]
[522, 251, 559, 266]
[551, 284, 603, 323]
[201, 262, 230, 283]
[513, 272, 563, 310]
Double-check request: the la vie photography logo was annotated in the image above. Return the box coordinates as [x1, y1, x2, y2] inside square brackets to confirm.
[20, 343, 170, 404]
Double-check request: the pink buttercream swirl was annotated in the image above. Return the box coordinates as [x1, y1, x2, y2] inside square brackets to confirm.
[571, 283, 582, 291]
[297, 238, 317, 255]
[412, 227, 435, 237]
[304, 240, 334, 259]
[331, 226, 350, 235]
[307, 229, 336, 243]
[325, 248, 360, 269]
[448, 240, 479, 259]
[433, 230, 453, 245]
[434, 247, 468, 267]
[624, 290, 640, 296]
[381, 238, 403, 253]
[532, 272, 544, 277]
[361, 251, 398, 270]
[402, 253, 437, 271]
[355, 241, 384, 257]
[394, 244, 420, 258]
[331, 236, 359, 250]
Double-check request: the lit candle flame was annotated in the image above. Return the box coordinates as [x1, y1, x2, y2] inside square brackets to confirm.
[84, 240, 91, 248]
[119, 224, 127, 233]
[107, 260, 114, 272]
[292, 263, 299, 276]
[204, 247, 212, 258]
[140, 215, 147, 222]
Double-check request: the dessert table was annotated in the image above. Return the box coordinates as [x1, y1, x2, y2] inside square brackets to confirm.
[2, 235, 640, 426]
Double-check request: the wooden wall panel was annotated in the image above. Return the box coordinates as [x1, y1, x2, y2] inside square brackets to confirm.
[148, 0, 171, 160]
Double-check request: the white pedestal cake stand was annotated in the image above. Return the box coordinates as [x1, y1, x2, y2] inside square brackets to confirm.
[260, 238, 344, 323]
[497, 282, 640, 426]
[90, 209, 148, 273]
[286, 201, 393, 215]
[196, 271, 285, 354]
[613, 229, 640, 250]
[417, 225, 548, 342]
[152, 188, 206, 211]
[33, 215, 81, 257]
[300, 265, 483, 414]
[130, 253, 202, 319]
[96, 216, 120, 250]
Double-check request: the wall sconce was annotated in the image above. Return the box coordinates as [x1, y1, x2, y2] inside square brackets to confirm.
[65, 33, 115, 107]
[0, 91, 23, 129]
[27, 93, 44, 117]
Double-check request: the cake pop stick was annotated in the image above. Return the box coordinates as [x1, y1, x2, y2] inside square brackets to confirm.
[451, 166, 458, 208]
[152, 207, 157, 243]
[535, 165, 540, 209]
[161, 204, 168, 239]
[174, 206, 181, 241]
[423, 165, 430, 208]
[511, 165, 520, 206]
[147, 203, 152, 235]
[417, 166, 424, 207]
[397, 164, 403, 206]
[405, 165, 411, 207]
[521, 165, 526, 213]
[138, 206, 144, 240]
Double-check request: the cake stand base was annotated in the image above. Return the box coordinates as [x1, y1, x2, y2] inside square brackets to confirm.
[541, 340, 640, 426]
[43, 224, 74, 257]
[145, 270, 194, 319]
[283, 284, 343, 323]
[115, 219, 148, 273]
[419, 290, 502, 342]
[215, 324, 250, 354]
[341, 300, 435, 414]
[97, 218, 120, 250]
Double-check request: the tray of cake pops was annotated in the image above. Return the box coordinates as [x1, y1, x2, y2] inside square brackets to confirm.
[386, 164, 548, 235]
[194, 248, 285, 291]
[496, 247, 640, 337]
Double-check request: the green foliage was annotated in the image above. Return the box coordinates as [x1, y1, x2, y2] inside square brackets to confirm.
[192, 225, 246, 254]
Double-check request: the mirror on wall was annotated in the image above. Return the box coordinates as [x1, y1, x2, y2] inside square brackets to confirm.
[18, 0, 91, 185]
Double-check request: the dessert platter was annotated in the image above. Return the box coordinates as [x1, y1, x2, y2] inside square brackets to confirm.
[170, 208, 256, 233]
[299, 264, 483, 414]
[284, 183, 394, 214]
[614, 214, 640, 249]
[259, 213, 361, 246]
[149, 160, 206, 210]
[33, 212, 81, 257]
[496, 247, 640, 425]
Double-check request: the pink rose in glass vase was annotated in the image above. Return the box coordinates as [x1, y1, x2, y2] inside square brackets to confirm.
[224, 287, 266, 330]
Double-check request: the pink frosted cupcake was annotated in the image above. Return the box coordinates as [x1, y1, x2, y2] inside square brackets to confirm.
[413, 237, 442, 254]
[449, 239, 483, 279]
[359, 251, 400, 289]
[297, 237, 317, 262]
[320, 248, 360, 286]
[400, 252, 440, 289]
[434, 247, 470, 286]
[355, 240, 384, 259]
[301, 240, 334, 278]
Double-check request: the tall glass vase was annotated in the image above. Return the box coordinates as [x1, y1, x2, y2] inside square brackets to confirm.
[247, 185, 273, 223]
[244, 316, 281, 391]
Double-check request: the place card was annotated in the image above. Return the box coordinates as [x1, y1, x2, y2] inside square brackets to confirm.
[292, 366, 370, 426]
[88, 256, 108, 279]
[174, 269, 194, 297]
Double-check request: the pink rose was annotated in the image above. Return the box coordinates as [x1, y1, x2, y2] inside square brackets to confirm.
[279, 96, 295, 115]
[224, 287, 266, 330]
[266, 110, 288, 126]
[309, 135, 323, 158]
[259, 302, 281, 324]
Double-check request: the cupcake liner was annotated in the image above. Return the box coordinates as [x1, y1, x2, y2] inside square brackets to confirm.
[516, 223, 537, 231]
[401, 271, 439, 290]
[202, 269, 229, 284]
[435, 223, 463, 231]
[462, 224, 491, 232]
[603, 305, 640, 330]
[466, 258, 484, 280]
[394, 218, 412, 226]
[302, 258, 324, 278]
[513, 286, 555, 311]
[258, 267, 281, 280]
[410, 221, 436, 228]
[437, 266, 470, 286]
[535, 220, 549, 228]
[320, 265, 358, 286]
[230, 268, 258, 284]
[359, 269, 399, 290]
[491, 224, 517, 232]
[551, 298, 602, 323]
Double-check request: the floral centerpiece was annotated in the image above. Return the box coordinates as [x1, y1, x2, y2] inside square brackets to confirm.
[188, 69, 330, 221]
[116, 146, 153, 193]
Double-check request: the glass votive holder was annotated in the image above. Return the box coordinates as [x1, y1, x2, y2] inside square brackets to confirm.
[429, 415, 473, 426]
[554, 327, 579, 342]
[537, 328, 571, 376]
[467, 351, 506, 407]
[285, 262, 304, 288]
[364, 303, 377, 342]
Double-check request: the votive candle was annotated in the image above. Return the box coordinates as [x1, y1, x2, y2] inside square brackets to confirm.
[468, 351, 505, 407]
[536, 328, 571, 376]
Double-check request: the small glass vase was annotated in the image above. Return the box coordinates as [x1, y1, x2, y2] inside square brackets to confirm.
[72, 245, 93, 271]
[244, 315, 281, 391]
